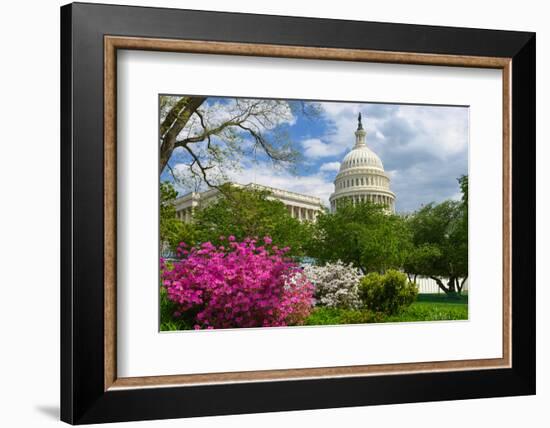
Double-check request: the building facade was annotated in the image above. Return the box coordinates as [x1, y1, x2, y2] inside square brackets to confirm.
[329, 113, 396, 213]
[175, 183, 325, 223]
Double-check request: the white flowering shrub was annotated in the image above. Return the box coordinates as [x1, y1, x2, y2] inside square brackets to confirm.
[303, 261, 363, 309]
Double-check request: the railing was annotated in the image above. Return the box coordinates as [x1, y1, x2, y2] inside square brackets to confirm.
[414, 276, 469, 294]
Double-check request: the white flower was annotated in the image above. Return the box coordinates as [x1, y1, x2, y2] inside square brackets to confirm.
[303, 261, 363, 309]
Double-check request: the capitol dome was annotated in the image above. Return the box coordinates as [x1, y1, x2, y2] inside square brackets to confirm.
[329, 113, 396, 213]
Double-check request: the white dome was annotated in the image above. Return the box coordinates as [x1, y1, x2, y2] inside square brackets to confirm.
[339, 144, 384, 171]
[329, 113, 396, 213]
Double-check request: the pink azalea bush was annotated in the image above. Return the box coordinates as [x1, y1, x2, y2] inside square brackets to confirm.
[161, 236, 314, 329]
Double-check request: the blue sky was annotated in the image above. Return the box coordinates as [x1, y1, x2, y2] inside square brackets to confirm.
[162, 96, 468, 213]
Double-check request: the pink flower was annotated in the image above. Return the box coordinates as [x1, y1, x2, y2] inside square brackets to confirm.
[161, 237, 313, 329]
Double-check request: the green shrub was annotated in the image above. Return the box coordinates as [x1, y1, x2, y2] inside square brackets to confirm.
[359, 269, 417, 315]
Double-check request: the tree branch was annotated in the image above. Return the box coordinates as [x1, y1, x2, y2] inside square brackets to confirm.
[236, 123, 293, 163]
[160, 96, 207, 172]
[181, 144, 217, 189]
[429, 276, 451, 294]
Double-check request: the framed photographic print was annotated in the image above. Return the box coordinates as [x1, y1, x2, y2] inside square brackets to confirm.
[60, 2, 536, 424]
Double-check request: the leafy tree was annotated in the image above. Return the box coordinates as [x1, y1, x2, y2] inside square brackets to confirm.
[403, 244, 442, 283]
[192, 184, 314, 257]
[405, 175, 468, 295]
[160, 96, 320, 186]
[307, 201, 412, 273]
[160, 182, 196, 252]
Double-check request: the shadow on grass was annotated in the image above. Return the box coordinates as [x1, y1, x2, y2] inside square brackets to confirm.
[415, 293, 468, 304]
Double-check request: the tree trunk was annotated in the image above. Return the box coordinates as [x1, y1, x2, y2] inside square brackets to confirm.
[457, 276, 468, 294]
[429, 276, 450, 294]
[160, 96, 207, 173]
[447, 277, 457, 294]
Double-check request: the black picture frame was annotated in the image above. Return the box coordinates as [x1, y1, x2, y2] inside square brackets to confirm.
[61, 2, 535, 424]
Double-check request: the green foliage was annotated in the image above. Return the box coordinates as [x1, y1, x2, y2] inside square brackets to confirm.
[359, 269, 417, 315]
[159, 182, 196, 251]
[160, 286, 193, 331]
[192, 184, 314, 256]
[403, 244, 442, 281]
[304, 307, 383, 326]
[304, 307, 344, 325]
[404, 175, 468, 294]
[305, 294, 467, 325]
[307, 201, 412, 273]
[338, 309, 386, 324]
[416, 293, 468, 304]
[160, 181, 178, 221]
[384, 294, 468, 322]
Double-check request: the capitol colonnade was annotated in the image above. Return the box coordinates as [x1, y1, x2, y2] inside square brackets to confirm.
[330, 193, 395, 212]
[174, 183, 324, 223]
[286, 205, 319, 221]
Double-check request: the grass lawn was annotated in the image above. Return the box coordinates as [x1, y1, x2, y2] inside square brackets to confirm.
[305, 293, 468, 326]
[161, 292, 468, 330]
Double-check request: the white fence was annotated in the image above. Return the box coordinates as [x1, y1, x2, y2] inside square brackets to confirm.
[414, 276, 468, 294]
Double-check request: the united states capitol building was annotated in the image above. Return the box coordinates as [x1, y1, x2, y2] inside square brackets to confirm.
[175, 114, 395, 222]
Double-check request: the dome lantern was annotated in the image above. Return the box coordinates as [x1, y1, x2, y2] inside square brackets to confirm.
[354, 112, 367, 148]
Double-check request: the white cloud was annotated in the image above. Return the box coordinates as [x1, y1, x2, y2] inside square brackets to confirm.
[316, 102, 468, 162]
[227, 162, 335, 206]
[309, 102, 394, 159]
[171, 159, 336, 207]
[301, 138, 344, 159]
[393, 105, 468, 157]
[319, 161, 341, 172]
